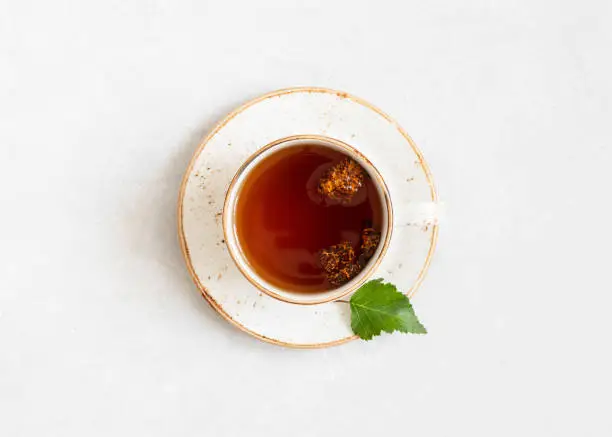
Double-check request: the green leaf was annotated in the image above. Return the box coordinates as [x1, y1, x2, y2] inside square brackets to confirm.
[350, 278, 427, 340]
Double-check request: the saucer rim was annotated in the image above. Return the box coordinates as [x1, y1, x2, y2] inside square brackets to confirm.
[177, 87, 438, 348]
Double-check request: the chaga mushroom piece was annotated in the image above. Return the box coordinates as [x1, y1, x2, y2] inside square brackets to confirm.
[327, 263, 361, 287]
[318, 158, 365, 202]
[360, 228, 381, 259]
[319, 241, 355, 273]
[319, 241, 362, 286]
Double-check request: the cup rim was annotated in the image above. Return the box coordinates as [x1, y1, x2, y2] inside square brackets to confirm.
[222, 134, 394, 305]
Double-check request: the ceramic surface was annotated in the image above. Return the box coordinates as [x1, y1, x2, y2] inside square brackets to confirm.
[178, 87, 438, 348]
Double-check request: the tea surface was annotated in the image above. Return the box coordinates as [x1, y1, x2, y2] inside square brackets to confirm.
[235, 145, 383, 292]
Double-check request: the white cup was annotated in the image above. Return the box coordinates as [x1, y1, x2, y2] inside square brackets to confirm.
[223, 135, 394, 305]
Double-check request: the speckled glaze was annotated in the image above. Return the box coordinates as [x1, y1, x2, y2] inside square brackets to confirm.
[178, 87, 438, 348]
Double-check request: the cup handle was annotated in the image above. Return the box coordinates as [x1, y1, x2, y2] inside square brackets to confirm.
[393, 201, 444, 228]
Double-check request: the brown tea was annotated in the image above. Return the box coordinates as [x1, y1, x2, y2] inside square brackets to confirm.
[235, 145, 383, 292]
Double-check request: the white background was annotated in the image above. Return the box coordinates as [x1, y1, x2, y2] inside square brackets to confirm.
[1, 1, 611, 436]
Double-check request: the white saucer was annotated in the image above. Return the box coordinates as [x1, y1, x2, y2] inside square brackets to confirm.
[178, 87, 438, 348]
